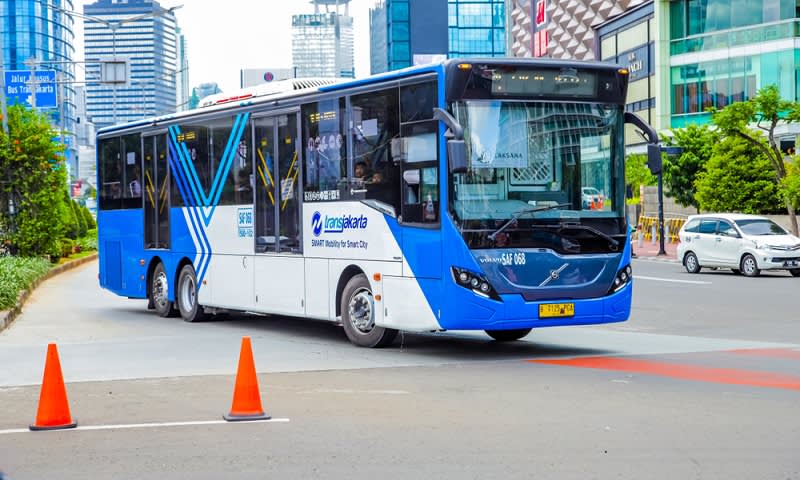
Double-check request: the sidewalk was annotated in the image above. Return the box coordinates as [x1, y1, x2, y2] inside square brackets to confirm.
[631, 237, 679, 262]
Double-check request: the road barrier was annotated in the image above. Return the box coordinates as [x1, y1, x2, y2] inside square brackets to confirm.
[638, 215, 687, 243]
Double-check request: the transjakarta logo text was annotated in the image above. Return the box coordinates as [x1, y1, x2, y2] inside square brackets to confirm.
[311, 211, 368, 237]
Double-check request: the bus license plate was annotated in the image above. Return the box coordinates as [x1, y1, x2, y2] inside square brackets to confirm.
[539, 303, 575, 318]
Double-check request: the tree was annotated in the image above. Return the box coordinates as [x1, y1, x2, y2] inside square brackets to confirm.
[695, 136, 783, 214]
[711, 85, 800, 234]
[664, 124, 719, 212]
[0, 105, 69, 256]
[625, 153, 656, 204]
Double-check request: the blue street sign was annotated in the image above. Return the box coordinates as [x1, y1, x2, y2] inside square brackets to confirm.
[4, 70, 58, 109]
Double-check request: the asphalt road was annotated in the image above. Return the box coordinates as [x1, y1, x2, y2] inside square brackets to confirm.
[0, 259, 798, 480]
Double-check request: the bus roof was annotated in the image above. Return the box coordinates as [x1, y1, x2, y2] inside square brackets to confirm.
[96, 57, 625, 137]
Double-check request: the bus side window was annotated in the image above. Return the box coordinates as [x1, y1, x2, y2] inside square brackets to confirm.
[302, 98, 347, 200]
[399, 121, 438, 224]
[99, 137, 123, 211]
[350, 87, 401, 213]
[121, 133, 142, 210]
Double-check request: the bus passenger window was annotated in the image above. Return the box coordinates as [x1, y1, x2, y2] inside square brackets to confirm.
[302, 98, 346, 200]
[99, 137, 122, 210]
[351, 87, 401, 212]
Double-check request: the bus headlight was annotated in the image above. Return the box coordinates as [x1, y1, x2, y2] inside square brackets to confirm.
[452, 267, 501, 301]
[608, 264, 632, 294]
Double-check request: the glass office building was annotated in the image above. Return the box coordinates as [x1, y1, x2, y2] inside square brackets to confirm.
[668, 0, 800, 128]
[84, 0, 178, 129]
[292, 1, 355, 79]
[369, 0, 448, 74]
[448, 0, 506, 57]
[0, 0, 77, 173]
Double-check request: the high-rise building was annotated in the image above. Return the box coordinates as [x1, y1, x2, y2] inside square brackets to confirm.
[292, 0, 354, 78]
[448, 0, 506, 57]
[83, 0, 179, 128]
[0, 0, 77, 172]
[188, 82, 221, 110]
[175, 27, 189, 112]
[369, 2, 388, 74]
[369, 0, 501, 75]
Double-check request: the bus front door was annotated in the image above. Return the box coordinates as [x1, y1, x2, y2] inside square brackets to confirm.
[143, 133, 170, 250]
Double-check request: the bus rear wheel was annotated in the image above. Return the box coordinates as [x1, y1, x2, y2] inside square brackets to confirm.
[485, 329, 532, 342]
[176, 265, 208, 322]
[341, 274, 397, 348]
[151, 262, 177, 317]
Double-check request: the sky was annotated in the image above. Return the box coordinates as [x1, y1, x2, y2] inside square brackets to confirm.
[73, 0, 376, 92]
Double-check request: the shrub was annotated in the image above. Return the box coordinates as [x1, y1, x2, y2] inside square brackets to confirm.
[81, 206, 96, 230]
[0, 256, 51, 310]
[59, 238, 75, 258]
[72, 200, 87, 238]
[76, 235, 98, 252]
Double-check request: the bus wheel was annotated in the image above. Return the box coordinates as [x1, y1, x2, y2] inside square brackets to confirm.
[151, 262, 176, 317]
[176, 265, 208, 322]
[341, 274, 397, 348]
[485, 329, 532, 342]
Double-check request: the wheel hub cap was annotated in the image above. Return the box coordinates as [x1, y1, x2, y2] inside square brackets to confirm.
[348, 289, 374, 334]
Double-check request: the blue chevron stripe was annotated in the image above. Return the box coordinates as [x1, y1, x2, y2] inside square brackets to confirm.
[166, 113, 250, 291]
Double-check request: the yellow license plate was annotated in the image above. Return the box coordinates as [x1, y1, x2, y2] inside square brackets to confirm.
[539, 303, 575, 318]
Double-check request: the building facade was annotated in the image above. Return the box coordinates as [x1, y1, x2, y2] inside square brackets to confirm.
[292, 0, 355, 79]
[83, 0, 178, 129]
[1, 0, 77, 173]
[448, 0, 506, 57]
[664, 0, 799, 130]
[597, 2, 656, 148]
[369, 0, 500, 75]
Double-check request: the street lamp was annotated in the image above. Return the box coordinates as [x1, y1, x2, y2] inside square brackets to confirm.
[48, 3, 183, 125]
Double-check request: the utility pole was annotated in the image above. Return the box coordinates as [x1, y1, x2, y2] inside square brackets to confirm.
[25, 58, 38, 110]
[0, 32, 9, 135]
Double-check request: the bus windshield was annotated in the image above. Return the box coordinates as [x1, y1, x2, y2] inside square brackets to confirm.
[449, 100, 626, 252]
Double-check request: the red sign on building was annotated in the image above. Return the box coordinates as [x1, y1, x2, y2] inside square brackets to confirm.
[534, 0, 548, 57]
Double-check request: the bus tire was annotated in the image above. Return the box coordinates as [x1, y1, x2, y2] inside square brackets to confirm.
[176, 264, 208, 322]
[151, 262, 177, 317]
[485, 328, 532, 342]
[341, 274, 397, 348]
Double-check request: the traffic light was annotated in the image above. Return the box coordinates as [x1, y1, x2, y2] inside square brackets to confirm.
[646, 144, 662, 175]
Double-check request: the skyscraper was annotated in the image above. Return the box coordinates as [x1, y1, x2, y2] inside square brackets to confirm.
[175, 27, 189, 112]
[292, 0, 354, 78]
[369, 0, 501, 75]
[0, 0, 77, 173]
[83, 0, 179, 128]
[448, 0, 506, 57]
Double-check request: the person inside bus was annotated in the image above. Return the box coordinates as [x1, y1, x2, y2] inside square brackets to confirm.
[354, 160, 371, 185]
[128, 166, 142, 198]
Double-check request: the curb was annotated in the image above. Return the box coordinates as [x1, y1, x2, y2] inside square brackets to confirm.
[633, 255, 680, 264]
[0, 253, 98, 334]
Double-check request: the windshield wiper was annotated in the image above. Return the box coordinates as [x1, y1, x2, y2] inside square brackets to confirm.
[487, 203, 571, 242]
[557, 223, 620, 249]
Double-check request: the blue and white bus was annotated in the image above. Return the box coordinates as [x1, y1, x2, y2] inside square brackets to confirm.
[97, 58, 657, 347]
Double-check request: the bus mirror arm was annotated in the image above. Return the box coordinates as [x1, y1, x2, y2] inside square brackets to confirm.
[623, 111, 659, 145]
[433, 108, 464, 140]
[433, 108, 468, 174]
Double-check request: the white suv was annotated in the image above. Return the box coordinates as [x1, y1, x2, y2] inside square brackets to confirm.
[677, 213, 800, 277]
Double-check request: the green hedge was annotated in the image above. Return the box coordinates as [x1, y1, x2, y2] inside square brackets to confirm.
[0, 257, 51, 310]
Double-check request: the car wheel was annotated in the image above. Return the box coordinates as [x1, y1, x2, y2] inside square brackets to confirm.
[790, 268, 800, 277]
[485, 329, 532, 342]
[740, 254, 761, 277]
[684, 252, 701, 274]
[341, 274, 397, 348]
[176, 264, 208, 322]
[151, 262, 177, 317]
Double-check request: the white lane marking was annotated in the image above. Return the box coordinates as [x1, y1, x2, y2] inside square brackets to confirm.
[635, 275, 711, 285]
[0, 418, 289, 435]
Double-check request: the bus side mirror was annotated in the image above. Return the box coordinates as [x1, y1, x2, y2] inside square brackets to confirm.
[447, 139, 468, 174]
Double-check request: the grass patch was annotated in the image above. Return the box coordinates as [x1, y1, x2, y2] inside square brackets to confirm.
[0, 256, 52, 310]
[55, 250, 96, 265]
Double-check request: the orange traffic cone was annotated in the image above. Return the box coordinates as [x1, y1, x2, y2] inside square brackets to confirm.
[30, 344, 77, 431]
[223, 337, 270, 421]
